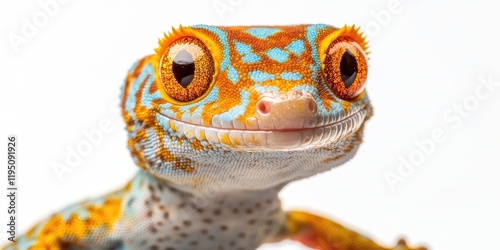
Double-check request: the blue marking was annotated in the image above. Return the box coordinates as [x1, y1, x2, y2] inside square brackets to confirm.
[156, 113, 176, 134]
[234, 42, 253, 55]
[158, 103, 176, 117]
[246, 27, 282, 39]
[131, 154, 140, 166]
[193, 25, 239, 83]
[306, 24, 327, 74]
[141, 66, 162, 109]
[242, 53, 261, 63]
[286, 40, 306, 56]
[200, 140, 210, 147]
[227, 65, 239, 83]
[182, 139, 192, 149]
[181, 112, 191, 122]
[192, 25, 230, 70]
[252, 84, 280, 94]
[12, 234, 36, 249]
[128, 171, 147, 197]
[179, 102, 203, 114]
[267, 48, 289, 63]
[235, 41, 261, 63]
[125, 63, 154, 121]
[243, 52, 261, 63]
[249, 70, 275, 83]
[280, 72, 303, 81]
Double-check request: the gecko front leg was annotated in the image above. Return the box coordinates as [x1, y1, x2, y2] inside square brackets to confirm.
[284, 211, 427, 250]
[3, 185, 130, 250]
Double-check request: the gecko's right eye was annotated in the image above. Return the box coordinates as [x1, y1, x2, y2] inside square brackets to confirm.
[158, 37, 215, 102]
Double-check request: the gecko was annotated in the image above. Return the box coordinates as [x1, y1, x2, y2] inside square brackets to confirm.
[4, 24, 427, 250]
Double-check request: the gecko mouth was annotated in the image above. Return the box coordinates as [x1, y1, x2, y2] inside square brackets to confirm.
[157, 107, 370, 151]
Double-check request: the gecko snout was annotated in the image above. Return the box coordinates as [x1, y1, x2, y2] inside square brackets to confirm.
[255, 91, 318, 130]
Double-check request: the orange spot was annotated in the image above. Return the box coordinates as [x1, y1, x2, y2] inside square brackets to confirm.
[191, 138, 205, 150]
[219, 133, 231, 145]
[169, 120, 177, 132]
[22, 198, 123, 249]
[230, 135, 242, 146]
[245, 135, 260, 145]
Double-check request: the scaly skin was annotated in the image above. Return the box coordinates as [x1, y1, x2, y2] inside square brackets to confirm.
[4, 24, 426, 250]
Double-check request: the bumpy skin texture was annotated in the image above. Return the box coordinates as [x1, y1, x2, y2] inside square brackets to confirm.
[4, 25, 426, 250]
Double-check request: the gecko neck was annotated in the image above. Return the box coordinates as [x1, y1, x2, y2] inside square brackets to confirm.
[138, 169, 283, 202]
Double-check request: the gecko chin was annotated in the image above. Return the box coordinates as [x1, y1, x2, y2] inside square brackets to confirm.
[157, 106, 371, 151]
[139, 109, 370, 192]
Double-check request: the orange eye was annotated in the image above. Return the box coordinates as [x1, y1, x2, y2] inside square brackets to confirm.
[323, 37, 368, 100]
[158, 37, 215, 102]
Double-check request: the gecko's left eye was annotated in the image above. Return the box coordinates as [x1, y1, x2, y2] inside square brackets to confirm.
[323, 37, 368, 100]
[158, 37, 215, 102]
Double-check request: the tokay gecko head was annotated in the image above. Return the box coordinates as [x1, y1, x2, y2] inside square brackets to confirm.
[121, 24, 373, 192]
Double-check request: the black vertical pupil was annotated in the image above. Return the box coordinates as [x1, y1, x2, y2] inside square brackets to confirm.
[340, 49, 358, 89]
[172, 49, 195, 88]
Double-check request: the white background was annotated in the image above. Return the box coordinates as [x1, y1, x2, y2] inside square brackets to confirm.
[1, 0, 500, 249]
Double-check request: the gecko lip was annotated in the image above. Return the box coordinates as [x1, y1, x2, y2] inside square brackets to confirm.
[158, 107, 369, 151]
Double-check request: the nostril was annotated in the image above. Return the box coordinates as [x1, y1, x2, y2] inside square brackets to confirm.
[308, 99, 317, 113]
[257, 100, 272, 115]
